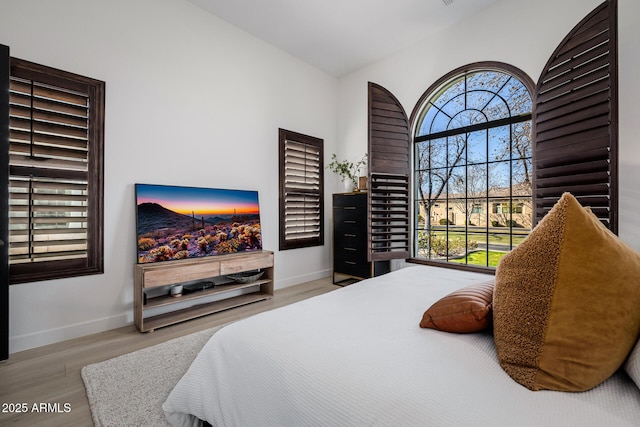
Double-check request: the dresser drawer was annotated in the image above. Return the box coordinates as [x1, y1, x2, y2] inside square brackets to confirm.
[333, 221, 367, 240]
[333, 205, 365, 223]
[333, 258, 370, 278]
[333, 193, 366, 208]
[334, 245, 366, 262]
[334, 230, 365, 250]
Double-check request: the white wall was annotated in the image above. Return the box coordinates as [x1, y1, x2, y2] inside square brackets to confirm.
[0, 0, 339, 352]
[337, 0, 640, 248]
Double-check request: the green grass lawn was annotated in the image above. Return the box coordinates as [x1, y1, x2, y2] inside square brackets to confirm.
[450, 250, 505, 267]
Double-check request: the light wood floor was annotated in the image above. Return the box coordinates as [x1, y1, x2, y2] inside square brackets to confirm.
[0, 277, 339, 427]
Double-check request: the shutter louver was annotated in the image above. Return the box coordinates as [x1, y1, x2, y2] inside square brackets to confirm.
[368, 83, 410, 261]
[8, 75, 90, 265]
[279, 129, 324, 250]
[534, 0, 617, 232]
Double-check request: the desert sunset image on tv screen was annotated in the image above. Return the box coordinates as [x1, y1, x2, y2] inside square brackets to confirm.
[135, 184, 262, 264]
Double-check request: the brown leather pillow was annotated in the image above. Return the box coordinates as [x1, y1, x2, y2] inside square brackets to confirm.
[493, 193, 640, 391]
[420, 280, 495, 333]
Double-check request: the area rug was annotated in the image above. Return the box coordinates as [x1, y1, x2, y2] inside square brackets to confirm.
[81, 325, 225, 427]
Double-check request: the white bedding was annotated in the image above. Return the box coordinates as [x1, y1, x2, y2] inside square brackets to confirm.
[163, 265, 640, 427]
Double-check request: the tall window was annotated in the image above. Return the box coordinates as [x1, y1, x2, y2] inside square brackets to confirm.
[278, 128, 324, 250]
[413, 64, 533, 269]
[8, 58, 105, 284]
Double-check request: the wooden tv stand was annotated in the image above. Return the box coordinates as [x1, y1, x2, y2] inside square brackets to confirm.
[134, 250, 274, 332]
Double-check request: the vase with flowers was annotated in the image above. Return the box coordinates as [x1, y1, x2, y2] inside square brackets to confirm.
[327, 153, 368, 192]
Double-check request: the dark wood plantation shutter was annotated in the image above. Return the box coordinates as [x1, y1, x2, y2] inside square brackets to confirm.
[9, 58, 104, 283]
[0, 45, 9, 360]
[534, 0, 618, 232]
[279, 128, 324, 250]
[367, 83, 410, 261]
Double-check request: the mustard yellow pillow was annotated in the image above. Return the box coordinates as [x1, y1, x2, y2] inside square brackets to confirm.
[420, 280, 494, 333]
[493, 193, 640, 391]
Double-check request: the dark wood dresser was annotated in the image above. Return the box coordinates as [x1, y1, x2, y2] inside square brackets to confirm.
[332, 192, 389, 284]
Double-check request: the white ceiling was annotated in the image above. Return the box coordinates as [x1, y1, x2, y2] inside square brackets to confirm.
[187, 0, 500, 77]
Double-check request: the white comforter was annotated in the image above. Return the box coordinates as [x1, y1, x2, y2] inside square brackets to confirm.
[163, 265, 640, 427]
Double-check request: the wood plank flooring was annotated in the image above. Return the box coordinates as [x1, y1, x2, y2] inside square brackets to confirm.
[0, 277, 339, 427]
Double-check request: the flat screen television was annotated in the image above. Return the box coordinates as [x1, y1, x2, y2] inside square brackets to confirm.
[135, 183, 262, 264]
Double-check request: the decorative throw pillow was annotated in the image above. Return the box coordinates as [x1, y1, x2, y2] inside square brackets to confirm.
[420, 280, 494, 333]
[493, 193, 640, 392]
[625, 339, 640, 390]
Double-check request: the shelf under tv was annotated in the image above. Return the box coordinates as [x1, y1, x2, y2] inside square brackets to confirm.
[144, 279, 271, 309]
[133, 251, 274, 332]
[141, 293, 271, 333]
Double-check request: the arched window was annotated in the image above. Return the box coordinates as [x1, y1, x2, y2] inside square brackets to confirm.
[411, 63, 534, 269]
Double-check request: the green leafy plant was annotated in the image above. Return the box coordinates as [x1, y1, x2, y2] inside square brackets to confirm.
[417, 230, 478, 257]
[327, 153, 367, 189]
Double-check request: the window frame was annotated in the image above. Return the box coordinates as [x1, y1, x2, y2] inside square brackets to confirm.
[278, 128, 324, 251]
[8, 58, 105, 284]
[409, 62, 535, 273]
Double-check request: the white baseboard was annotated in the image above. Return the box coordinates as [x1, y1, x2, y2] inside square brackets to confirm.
[274, 268, 332, 289]
[10, 313, 130, 354]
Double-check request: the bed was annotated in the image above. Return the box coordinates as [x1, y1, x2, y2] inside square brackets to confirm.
[163, 264, 640, 427]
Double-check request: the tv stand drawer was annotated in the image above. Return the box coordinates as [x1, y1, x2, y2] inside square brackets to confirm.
[220, 251, 273, 275]
[141, 258, 222, 289]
